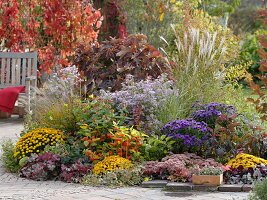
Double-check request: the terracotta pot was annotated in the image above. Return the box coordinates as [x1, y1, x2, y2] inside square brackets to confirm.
[192, 174, 223, 186]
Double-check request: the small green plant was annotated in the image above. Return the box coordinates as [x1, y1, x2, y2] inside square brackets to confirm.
[249, 178, 267, 200]
[82, 166, 144, 187]
[195, 166, 224, 176]
[44, 138, 88, 165]
[1, 139, 20, 173]
[142, 135, 175, 161]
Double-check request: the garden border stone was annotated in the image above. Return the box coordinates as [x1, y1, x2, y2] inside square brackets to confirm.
[142, 180, 252, 193]
[192, 185, 218, 191]
[242, 184, 253, 192]
[165, 182, 192, 191]
[218, 184, 243, 192]
[141, 180, 168, 188]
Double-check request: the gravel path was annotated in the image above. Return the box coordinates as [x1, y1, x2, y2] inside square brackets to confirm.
[0, 117, 249, 200]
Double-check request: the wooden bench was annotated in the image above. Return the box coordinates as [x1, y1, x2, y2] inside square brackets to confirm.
[0, 52, 37, 117]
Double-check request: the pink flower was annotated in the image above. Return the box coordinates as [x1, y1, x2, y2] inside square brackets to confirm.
[222, 165, 231, 171]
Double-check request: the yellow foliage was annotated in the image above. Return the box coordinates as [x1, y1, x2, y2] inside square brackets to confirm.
[93, 156, 133, 174]
[159, 13, 165, 21]
[223, 61, 253, 85]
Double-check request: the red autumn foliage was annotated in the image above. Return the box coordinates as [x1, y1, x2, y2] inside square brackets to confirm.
[0, 0, 102, 73]
[247, 9, 267, 122]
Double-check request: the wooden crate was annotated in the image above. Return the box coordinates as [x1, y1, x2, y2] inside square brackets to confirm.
[0, 110, 11, 118]
[13, 106, 25, 118]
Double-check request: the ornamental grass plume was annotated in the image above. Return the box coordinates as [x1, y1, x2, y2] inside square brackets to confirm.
[14, 128, 65, 159]
[226, 153, 267, 169]
[93, 156, 133, 174]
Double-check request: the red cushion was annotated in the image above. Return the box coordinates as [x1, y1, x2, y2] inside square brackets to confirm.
[0, 86, 26, 113]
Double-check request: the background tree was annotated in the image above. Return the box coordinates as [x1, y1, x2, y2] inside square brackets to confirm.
[248, 9, 267, 122]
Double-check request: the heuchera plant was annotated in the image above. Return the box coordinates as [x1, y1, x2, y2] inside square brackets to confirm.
[20, 152, 61, 181]
[60, 160, 92, 183]
[160, 118, 210, 153]
[224, 164, 267, 184]
[20, 152, 92, 182]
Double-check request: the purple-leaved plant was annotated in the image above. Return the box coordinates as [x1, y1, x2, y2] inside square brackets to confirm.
[20, 152, 92, 182]
[60, 160, 92, 183]
[20, 152, 61, 181]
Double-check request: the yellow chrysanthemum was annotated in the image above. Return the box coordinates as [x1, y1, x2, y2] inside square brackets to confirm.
[226, 153, 267, 169]
[93, 155, 133, 174]
[14, 128, 64, 158]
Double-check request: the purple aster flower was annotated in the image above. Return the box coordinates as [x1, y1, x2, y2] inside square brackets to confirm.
[191, 102, 236, 128]
[160, 118, 210, 148]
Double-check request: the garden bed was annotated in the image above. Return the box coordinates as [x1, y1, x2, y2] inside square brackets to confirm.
[0, 2, 266, 200]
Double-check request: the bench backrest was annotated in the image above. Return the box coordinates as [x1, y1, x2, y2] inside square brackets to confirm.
[0, 52, 37, 89]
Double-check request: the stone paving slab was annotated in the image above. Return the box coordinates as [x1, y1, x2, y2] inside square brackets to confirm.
[0, 118, 250, 200]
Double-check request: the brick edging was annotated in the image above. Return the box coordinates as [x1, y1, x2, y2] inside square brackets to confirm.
[141, 180, 252, 192]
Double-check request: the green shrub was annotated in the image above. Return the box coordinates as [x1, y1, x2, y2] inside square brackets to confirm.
[74, 96, 129, 134]
[142, 135, 175, 161]
[223, 85, 266, 130]
[1, 139, 20, 173]
[249, 178, 267, 200]
[239, 30, 266, 76]
[44, 139, 89, 165]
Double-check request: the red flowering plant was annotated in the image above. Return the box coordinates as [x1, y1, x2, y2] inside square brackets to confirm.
[73, 96, 146, 162]
[80, 122, 147, 162]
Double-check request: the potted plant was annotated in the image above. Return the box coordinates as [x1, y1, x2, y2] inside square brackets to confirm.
[192, 166, 224, 186]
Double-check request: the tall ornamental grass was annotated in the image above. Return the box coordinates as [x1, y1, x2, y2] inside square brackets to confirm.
[157, 28, 228, 121]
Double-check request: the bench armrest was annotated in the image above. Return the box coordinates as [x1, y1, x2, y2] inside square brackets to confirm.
[25, 76, 37, 81]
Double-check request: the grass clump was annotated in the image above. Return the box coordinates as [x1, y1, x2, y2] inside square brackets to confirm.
[249, 178, 267, 200]
[1, 139, 20, 173]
